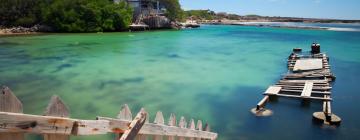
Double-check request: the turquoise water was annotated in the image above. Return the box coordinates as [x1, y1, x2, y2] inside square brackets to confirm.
[240, 22, 360, 32]
[1, 25, 360, 139]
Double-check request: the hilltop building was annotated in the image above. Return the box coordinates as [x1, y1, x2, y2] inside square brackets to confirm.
[114, 0, 173, 29]
[114, 0, 165, 21]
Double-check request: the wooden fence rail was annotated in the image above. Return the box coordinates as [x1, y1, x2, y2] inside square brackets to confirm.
[0, 86, 218, 140]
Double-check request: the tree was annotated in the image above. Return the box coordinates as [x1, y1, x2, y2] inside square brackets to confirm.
[159, 0, 184, 21]
[42, 0, 133, 32]
[0, 0, 45, 27]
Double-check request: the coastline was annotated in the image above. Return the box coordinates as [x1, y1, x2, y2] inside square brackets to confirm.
[2, 21, 359, 36]
[200, 20, 360, 31]
[0, 25, 47, 36]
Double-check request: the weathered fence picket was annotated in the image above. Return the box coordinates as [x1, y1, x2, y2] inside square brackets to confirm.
[154, 111, 164, 140]
[0, 86, 218, 140]
[43, 95, 70, 140]
[0, 86, 24, 140]
[196, 120, 203, 140]
[168, 113, 176, 140]
[178, 116, 187, 140]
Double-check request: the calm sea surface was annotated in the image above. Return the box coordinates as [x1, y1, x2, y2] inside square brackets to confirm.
[1, 25, 360, 140]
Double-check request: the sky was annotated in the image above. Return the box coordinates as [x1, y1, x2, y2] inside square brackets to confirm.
[179, 0, 360, 20]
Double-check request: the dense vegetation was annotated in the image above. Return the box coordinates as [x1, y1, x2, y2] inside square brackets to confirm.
[0, 0, 43, 27]
[185, 10, 216, 20]
[184, 10, 241, 20]
[159, 0, 184, 21]
[0, 0, 133, 32]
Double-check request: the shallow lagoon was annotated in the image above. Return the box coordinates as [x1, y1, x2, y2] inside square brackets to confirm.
[1, 25, 360, 140]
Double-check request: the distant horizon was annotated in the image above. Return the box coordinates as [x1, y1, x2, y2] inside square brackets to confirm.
[180, 0, 360, 20]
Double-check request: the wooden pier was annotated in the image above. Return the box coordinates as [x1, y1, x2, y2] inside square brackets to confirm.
[253, 44, 341, 125]
[0, 86, 217, 140]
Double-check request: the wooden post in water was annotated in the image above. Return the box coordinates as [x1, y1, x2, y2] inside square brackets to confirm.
[256, 96, 269, 110]
[0, 86, 25, 140]
[168, 113, 176, 140]
[154, 111, 165, 140]
[43, 95, 70, 140]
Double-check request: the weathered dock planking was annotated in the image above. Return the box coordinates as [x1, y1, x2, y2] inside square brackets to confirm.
[293, 59, 323, 71]
[253, 43, 341, 125]
[0, 86, 218, 140]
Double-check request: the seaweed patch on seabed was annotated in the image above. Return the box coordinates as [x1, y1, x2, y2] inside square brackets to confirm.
[98, 77, 145, 90]
[34, 56, 64, 61]
[0, 40, 22, 46]
[167, 53, 181, 58]
[52, 63, 73, 73]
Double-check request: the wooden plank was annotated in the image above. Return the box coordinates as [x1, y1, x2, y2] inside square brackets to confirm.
[44, 95, 69, 117]
[300, 82, 313, 97]
[0, 86, 24, 140]
[281, 87, 331, 91]
[136, 110, 149, 140]
[154, 111, 164, 124]
[97, 117, 218, 139]
[72, 120, 109, 135]
[116, 104, 132, 139]
[279, 89, 330, 95]
[278, 85, 332, 90]
[0, 86, 23, 113]
[293, 59, 323, 71]
[196, 120, 202, 140]
[118, 108, 147, 140]
[204, 123, 212, 140]
[263, 93, 332, 101]
[179, 116, 187, 128]
[168, 113, 176, 140]
[256, 96, 269, 110]
[43, 95, 70, 140]
[264, 86, 282, 95]
[154, 111, 164, 140]
[117, 104, 132, 121]
[178, 116, 187, 140]
[189, 119, 196, 140]
[0, 112, 75, 134]
[276, 83, 329, 87]
[279, 79, 328, 83]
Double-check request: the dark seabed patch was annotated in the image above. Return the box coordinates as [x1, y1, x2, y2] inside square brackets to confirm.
[167, 53, 180, 58]
[34, 56, 64, 61]
[98, 77, 144, 90]
[52, 63, 73, 73]
[0, 40, 22, 46]
[146, 59, 157, 62]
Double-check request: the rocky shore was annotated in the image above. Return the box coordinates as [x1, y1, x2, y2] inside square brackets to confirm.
[0, 25, 53, 35]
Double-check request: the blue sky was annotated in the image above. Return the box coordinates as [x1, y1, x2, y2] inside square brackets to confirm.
[179, 0, 360, 20]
